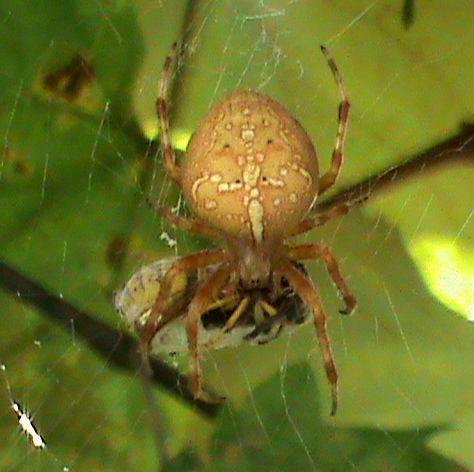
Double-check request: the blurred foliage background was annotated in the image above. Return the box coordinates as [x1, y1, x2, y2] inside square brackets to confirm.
[0, 0, 473, 471]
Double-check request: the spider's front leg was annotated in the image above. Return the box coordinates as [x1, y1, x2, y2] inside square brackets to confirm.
[138, 249, 225, 372]
[318, 45, 350, 196]
[186, 264, 233, 400]
[156, 41, 182, 184]
[279, 259, 339, 415]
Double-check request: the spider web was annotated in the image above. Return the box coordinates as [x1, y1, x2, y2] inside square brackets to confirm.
[0, 0, 473, 471]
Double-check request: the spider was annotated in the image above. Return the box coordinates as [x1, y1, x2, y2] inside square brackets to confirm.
[139, 42, 358, 415]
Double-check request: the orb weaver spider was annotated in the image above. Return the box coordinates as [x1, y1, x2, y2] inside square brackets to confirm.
[133, 42, 359, 415]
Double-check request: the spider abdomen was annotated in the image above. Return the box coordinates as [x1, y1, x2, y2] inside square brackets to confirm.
[181, 90, 320, 243]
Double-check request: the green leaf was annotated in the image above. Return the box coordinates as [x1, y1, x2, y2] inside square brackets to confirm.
[212, 364, 465, 472]
[0, 1, 473, 471]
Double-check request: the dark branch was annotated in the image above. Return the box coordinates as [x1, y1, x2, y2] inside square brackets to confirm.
[0, 259, 221, 418]
[316, 122, 474, 213]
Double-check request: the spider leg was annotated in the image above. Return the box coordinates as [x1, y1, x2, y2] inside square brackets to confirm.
[289, 190, 368, 237]
[156, 41, 182, 184]
[279, 259, 339, 415]
[288, 203, 350, 237]
[318, 46, 350, 196]
[156, 206, 222, 240]
[186, 264, 233, 398]
[286, 243, 356, 315]
[140, 248, 225, 351]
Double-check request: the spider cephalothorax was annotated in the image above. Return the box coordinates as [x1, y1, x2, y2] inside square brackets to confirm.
[132, 43, 357, 414]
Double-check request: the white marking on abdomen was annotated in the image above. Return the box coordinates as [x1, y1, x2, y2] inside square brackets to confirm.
[191, 174, 210, 200]
[248, 199, 264, 243]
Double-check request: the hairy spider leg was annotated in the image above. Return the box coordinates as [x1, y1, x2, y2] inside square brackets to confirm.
[293, 187, 370, 237]
[289, 202, 352, 237]
[318, 45, 350, 196]
[140, 248, 225, 352]
[156, 41, 182, 184]
[186, 264, 233, 398]
[157, 206, 221, 240]
[279, 260, 339, 415]
[286, 243, 356, 315]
